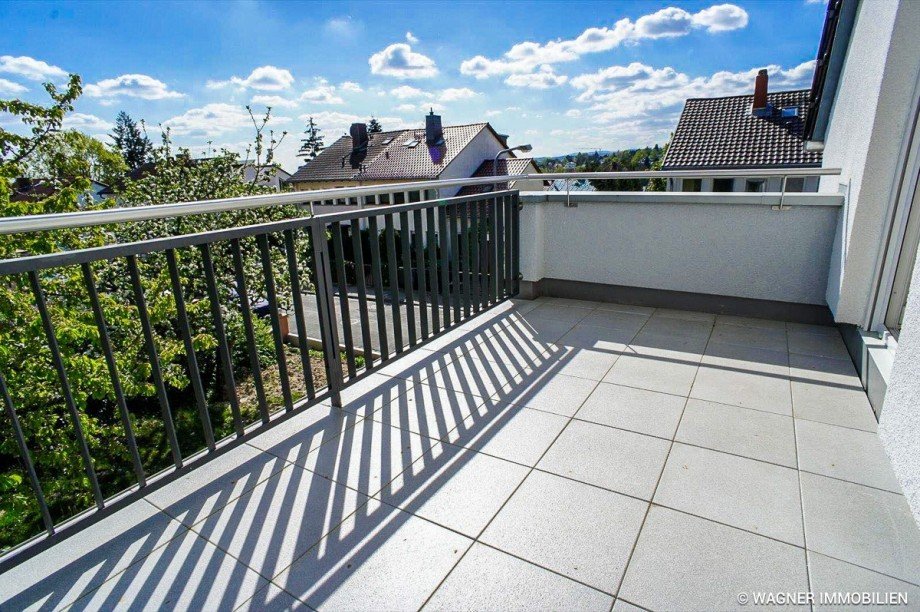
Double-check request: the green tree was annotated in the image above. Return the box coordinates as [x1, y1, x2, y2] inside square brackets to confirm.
[367, 117, 383, 134]
[298, 117, 324, 160]
[21, 130, 127, 189]
[110, 111, 152, 171]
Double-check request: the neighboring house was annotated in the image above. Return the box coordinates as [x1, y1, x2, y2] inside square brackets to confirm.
[455, 157, 544, 196]
[662, 71, 822, 193]
[546, 178, 596, 192]
[10, 177, 112, 205]
[240, 163, 291, 191]
[286, 112, 538, 205]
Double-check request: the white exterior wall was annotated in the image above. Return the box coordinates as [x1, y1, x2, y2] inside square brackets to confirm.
[667, 176, 818, 193]
[519, 192, 842, 305]
[819, 0, 920, 323]
[437, 128, 506, 197]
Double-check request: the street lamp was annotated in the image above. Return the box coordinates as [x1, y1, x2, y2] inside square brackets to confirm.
[493, 144, 532, 190]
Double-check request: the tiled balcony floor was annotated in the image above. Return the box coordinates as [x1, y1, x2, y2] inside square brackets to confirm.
[3, 298, 920, 611]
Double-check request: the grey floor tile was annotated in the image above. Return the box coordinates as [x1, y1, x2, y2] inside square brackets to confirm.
[603, 343, 702, 397]
[299, 418, 443, 498]
[421, 353, 524, 399]
[337, 373, 414, 416]
[454, 402, 570, 466]
[468, 329, 556, 371]
[501, 315, 581, 344]
[248, 405, 363, 467]
[801, 472, 920, 583]
[273, 505, 471, 612]
[557, 324, 636, 353]
[577, 383, 686, 439]
[535, 346, 621, 382]
[796, 419, 901, 492]
[69, 528, 268, 611]
[538, 419, 670, 499]
[237, 581, 310, 611]
[710, 322, 788, 352]
[654, 443, 804, 546]
[191, 463, 370, 581]
[612, 598, 649, 611]
[808, 551, 920, 612]
[371, 381, 486, 445]
[618, 506, 808, 611]
[147, 443, 290, 526]
[0, 500, 187, 611]
[579, 309, 650, 334]
[373, 347, 453, 382]
[690, 342, 791, 415]
[425, 542, 613, 611]
[384, 446, 529, 537]
[676, 399, 797, 467]
[788, 330, 850, 359]
[595, 302, 655, 315]
[651, 308, 716, 323]
[790, 353, 877, 432]
[786, 321, 840, 337]
[537, 297, 601, 309]
[494, 371, 598, 417]
[481, 471, 647, 593]
[640, 316, 713, 343]
[526, 303, 594, 325]
[716, 315, 787, 331]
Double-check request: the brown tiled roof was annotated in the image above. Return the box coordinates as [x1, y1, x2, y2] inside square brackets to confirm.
[662, 90, 822, 170]
[456, 157, 536, 196]
[288, 123, 494, 183]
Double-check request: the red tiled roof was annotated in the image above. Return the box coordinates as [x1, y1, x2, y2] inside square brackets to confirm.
[456, 157, 537, 196]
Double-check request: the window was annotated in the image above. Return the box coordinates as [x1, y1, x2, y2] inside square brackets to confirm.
[745, 179, 765, 193]
[713, 178, 735, 192]
[682, 178, 702, 192]
[784, 177, 806, 192]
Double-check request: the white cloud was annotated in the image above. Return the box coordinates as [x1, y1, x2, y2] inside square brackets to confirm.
[299, 78, 344, 104]
[250, 94, 299, 109]
[390, 85, 428, 99]
[0, 77, 28, 94]
[324, 16, 362, 38]
[85, 74, 184, 100]
[406, 31, 419, 44]
[485, 109, 502, 117]
[439, 87, 478, 101]
[460, 4, 748, 79]
[207, 65, 294, 91]
[395, 103, 418, 112]
[163, 103, 291, 136]
[505, 65, 568, 89]
[339, 81, 363, 92]
[63, 113, 114, 132]
[298, 110, 411, 137]
[0, 55, 67, 81]
[565, 109, 582, 118]
[369, 43, 438, 79]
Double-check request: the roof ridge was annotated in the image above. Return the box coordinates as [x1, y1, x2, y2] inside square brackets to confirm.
[684, 88, 810, 102]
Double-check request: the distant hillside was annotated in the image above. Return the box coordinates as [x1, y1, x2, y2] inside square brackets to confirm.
[536, 144, 670, 191]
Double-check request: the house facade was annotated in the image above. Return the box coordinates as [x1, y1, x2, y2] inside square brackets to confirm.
[663, 73, 822, 193]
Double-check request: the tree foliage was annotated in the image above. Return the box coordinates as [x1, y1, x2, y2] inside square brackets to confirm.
[367, 117, 383, 134]
[298, 117, 324, 160]
[110, 111, 152, 172]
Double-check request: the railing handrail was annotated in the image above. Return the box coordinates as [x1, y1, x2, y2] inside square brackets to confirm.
[0, 168, 841, 235]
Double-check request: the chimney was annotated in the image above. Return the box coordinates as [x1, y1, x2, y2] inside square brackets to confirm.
[425, 109, 443, 146]
[752, 69, 769, 115]
[348, 122, 369, 169]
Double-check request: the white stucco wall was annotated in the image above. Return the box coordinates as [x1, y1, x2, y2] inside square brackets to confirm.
[519, 192, 842, 304]
[880, 245, 920, 523]
[438, 128, 506, 197]
[819, 0, 920, 323]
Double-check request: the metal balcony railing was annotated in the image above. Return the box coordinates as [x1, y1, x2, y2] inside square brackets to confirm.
[0, 189, 520, 567]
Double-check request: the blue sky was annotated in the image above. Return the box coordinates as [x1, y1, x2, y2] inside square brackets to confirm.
[0, 0, 828, 172]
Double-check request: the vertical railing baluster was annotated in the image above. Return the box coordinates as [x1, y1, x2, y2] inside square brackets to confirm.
[427, 207, 441, 334]
[439, 205, 451, 328]
[399, 210, 416, 346]
[460, 201, 471, 319]
[367, 216, 389, 359]
[331, 222, 357, 378]
[385, 215, 403, 353]
[449, 203, 461, 322]
[128, 256, 182, 467]
[504, 194, 513, 298]
[471, 200, 481, 313]
[81, 262, 146, 485]
[413, 208, 429, 340]
[166, 249, 216, 450]
[489, 197, 499, 304]
[350, 221, 375, 370]
[256, 235, 294, 413]
[1, 372, 54, 534]
[496, 195, 506, 301]
[284, 229, 317, 400]
[231, 240, 269, 423]
[310, 222, 344, 407]
[478, 198, 489, 311]
[199, 244, 243, 437]
[512, 192, 521, 295]
[29, 271, 104, 508]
